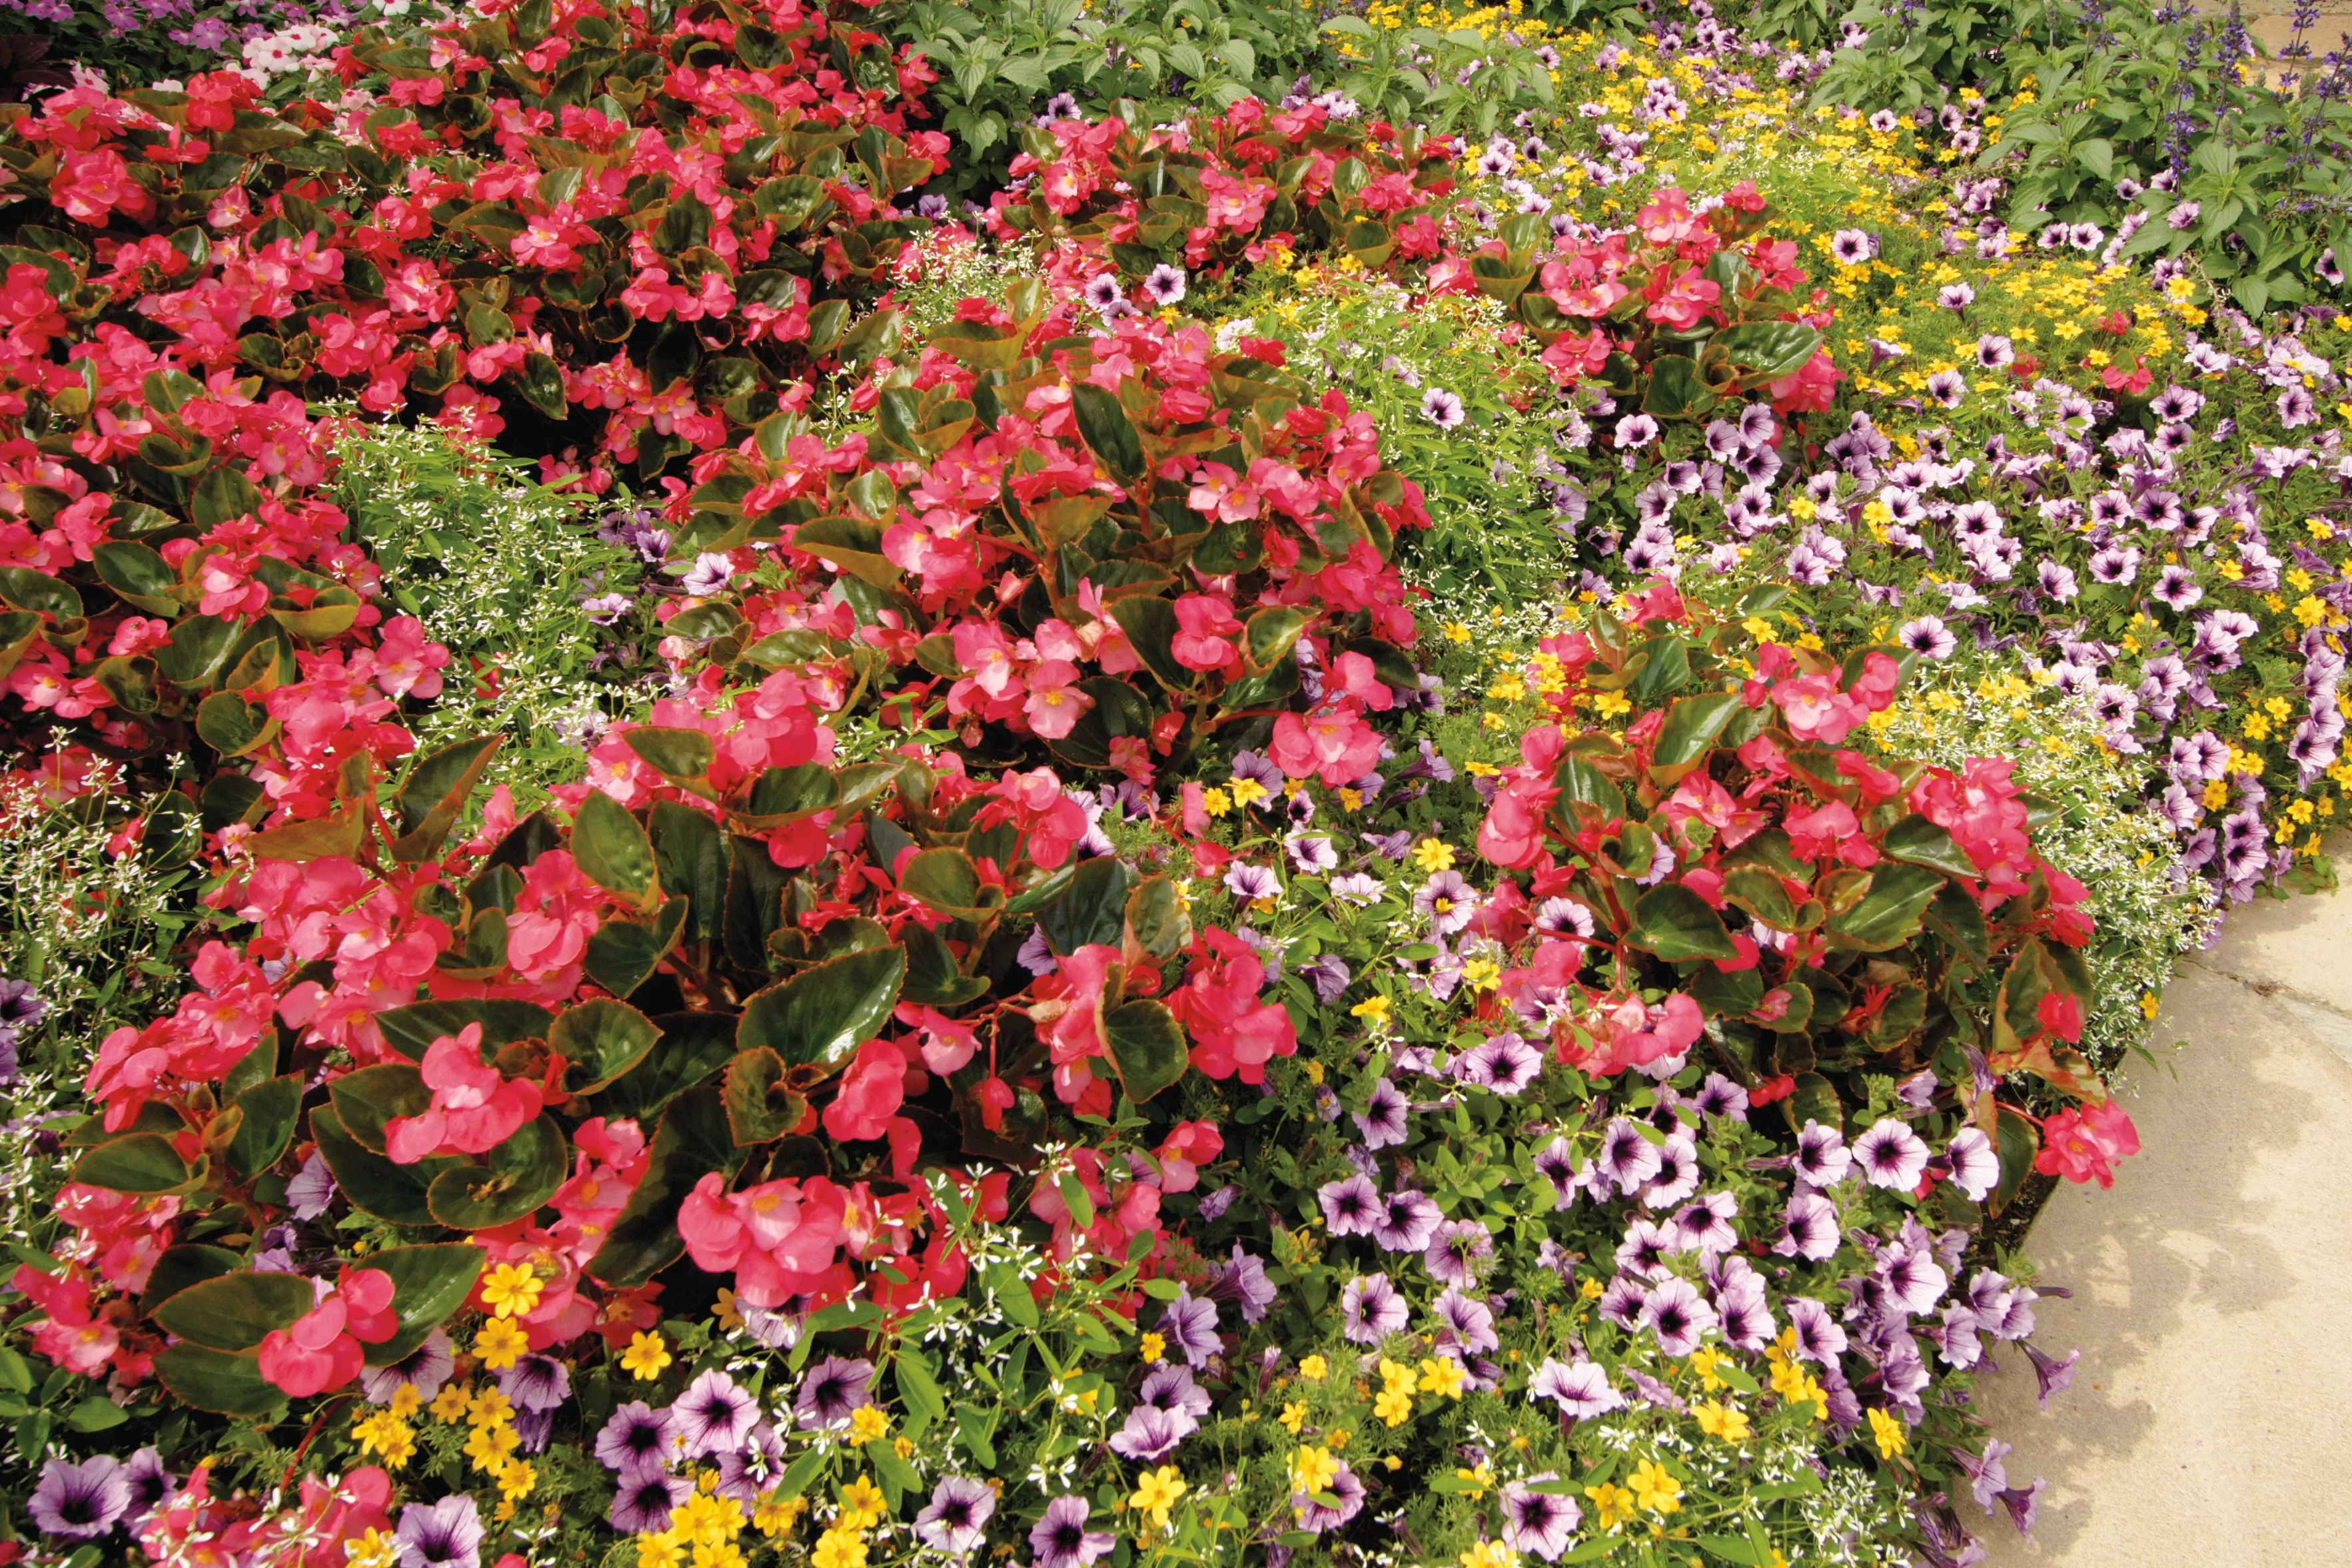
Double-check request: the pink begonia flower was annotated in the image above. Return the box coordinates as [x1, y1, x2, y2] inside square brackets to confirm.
[677, 1172, 849, 1308]
[256, 1267, 396, 1398]
[1170, 594, 1243, 672]
[822, 1038, 907, 1142]
[2034, 1102, 2140, 1188]
[1022, 659, 1091, 739]
[1267, 707, 1382, 788]
[1169, 929, 1296, 1084]
[384, 1024, 544, 1163]
[503, 850, 602, 979]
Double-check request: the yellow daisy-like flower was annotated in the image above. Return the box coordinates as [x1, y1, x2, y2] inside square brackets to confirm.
[387, 1382, 423, 1419]
[847, 1405, 890, 1445]
[466, 1387, 515, 1429]
[1584, 1480, 1635, 1531]
[343, 1527, 400, 1568]
[1138, 1331, 1166, 1364]
[1298, 1354, 1327, 1381]
[837, 1476, 888, 1532]
[1129, 1465, 1187, 1529]
[1278, 1401, 1307, 1435]
[1417, 1357, 1466, 1399]
[1628, 1459, 1682, 1515]
[621, 1330, 673, 1381]
[496, 1458, 537, 1503]
[1410, 836, 1456, 872]
[479, 1262, 544, 1320]
[635, 1533, 686, 1568]
[472, 1318, 528, 1373]
[1693, 1399, 1751, 1443]
[811, 1527, 868, 1568]
[1291, 1445, 1341, 1496]
[428, 1382, 472, 1424]
[692, 1543, 747, 1568]
[1868, 1405, 1908, 1459]
[464, 1421, 521, 1474]
[753, 1491, 808, 1538]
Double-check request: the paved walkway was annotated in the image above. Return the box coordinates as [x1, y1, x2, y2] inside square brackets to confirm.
[1974, 855, 2352, 1567]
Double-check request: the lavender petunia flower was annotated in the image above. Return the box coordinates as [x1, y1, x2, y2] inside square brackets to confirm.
[1530, 1356, 1625, 1418]
[1946, 1128, 2000, 1201]
[1031, 1495, 1116, 1568]
[1211, 1244, 1278, 1325]
[1414, 869, 1478, 935]
[1501, 1475, 1580, 1561]
[1109, 1401, 1195, 1460]
[1353, 1078, 1410, 1148]
[1341, 1272, 1409, 1344]
[1141, 265, 1187, 306]
[360, 1330, 454, 1405]
[794, 1356, 874, 1429]
[1292, 1456, 1367, 1532]
[121, 1447, 177, 1525]
[1319, 1173, 1382, 1237]
[1330, 871, 1385, 905]
[1855, 1119, 1932, 1189]
[1372, 1188, 1442, 1253]
[1139, 1364, 1213, 1420]
[1431, 1286, 1500, 1355]
[1303, 953, 1352, 1004]
[1225, 863, 1281, 903]
[1693, 1073, 1749, 1121]
[672, 1370, 759, 1457]
[1595, 1117, 1664, 1193]
[1533, 1137, 1579, 1210]
[1786, 1296, 1848, 1363]
[27, 1456, 130, 1540]
[2024, 1341, 2079, 1407]
[2000, 1477, 2048, 1535]
[608, 1471, 690, 1534]
[596, 1401, 678, 1473]
[499, 1354, 570, 1413]
[1639, 1277, 1716, 1356]
[915, 1476, 995, 1555]
[285, 1149, 338, 1220]
[1159, 1286, 1219, 1367]
[394, 1494, 484, 1568]
[1956, 1436, 2012, 1512]
[1423, 1218, 1494, 1286]
[1774, 1190, 1841, 1262]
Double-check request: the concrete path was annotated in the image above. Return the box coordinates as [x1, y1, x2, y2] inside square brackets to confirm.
[1973, 858, 2352, 1567]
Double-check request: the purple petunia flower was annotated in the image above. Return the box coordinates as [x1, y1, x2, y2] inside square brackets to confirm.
[27, 1456, 130, 1540]
[1530, 1356, 1625, 1418]
[499, 1354, 570, 1413]
[1898, 614, 1957, 659]
[1109, 1401, 1195, 1461]
[711, 1424, 785, 1502]
[1319, 1173, 1382, 1237]
[1211, 1244, 1278, 1324]
[1141, 265, 1187, 306]
[1946, 1128, 2000, 1201]
[1293, 1456, 1367, 1532]
[1159, 1286, 1220, 1367]
[1639, 1277, 1716, 1356]
[1672, 1191, 1739, 1255]
[1642, 1134, 1700, 1210]
[360, 1330, 454, 1405]
[121, 1447, 177, 1526]
[1341, 1272, 1409, 1344]
[1224, 862, 1281, 902]
[1877, 1242, 1950, 1316]
[1031, 1495, 1117, 1568]
[1595, 1117, 1664, 1193]
[1354, 1078, 1410, 1148]
[915, 1476, 995, 1555]
[672, 1370, 760, 1457]
[1693, 1073, 1749, 1121]
[1373, 1188, 1443, 1253]
[1533, 1137, 1579, 1210]
[285, 1148, 338, 1220]
[1774, 1190, 1841, 1262]
[1794, 1120, 1852, 1187]
[608, 1470, 690, 1534]
[2025, 1341, 2079, 1407]
[1139, 1364, 1213, 1420]
[1414, 869, 1479, 935]
[794, 1356, 874, 1430]
[1501, 1475, 1580, 1561]
[1786, 1295, 1848, 1366]
[1421, 388, 1467, 430]
[1854, 1119, 1932, 1189]
[394, 1494, 484, 1568]
[596, 1401, 678, 1473]
[1423, 1218, 1494, 1286]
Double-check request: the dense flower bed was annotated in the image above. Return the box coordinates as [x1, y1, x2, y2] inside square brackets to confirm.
[0, 0, 2328, 1565]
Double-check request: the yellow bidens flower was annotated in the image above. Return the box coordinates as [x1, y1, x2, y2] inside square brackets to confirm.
[1139, 1332, 1167, 1364]
[1869, 1405, 1908, 1459]
[837, 1477, 889, 1532]
[1459, 1541, 1519, 1568]
[811, 1528, 868, 1568]
[1298, 1354, 1329, 1381]
[1129, 1465, 1187, 1529]
[1417, 1357, 1467, 1399]
[1444, 620, 1472, 643]
[344, 1527, 400, 1568]
[1374, 1358, 1417, 1426]
[472, 1318, 529, 1372]
[1350, 994, 1392, 1024]
[753, 1491, 808, 1538]
[1291, 1445, 1342, 1496]
[1584, 1480, 1635, 1531]
[479, 1262, 544, 1320]
[1694, 1399, 1751, 1443]
[1411, 836, 1457, 872]
[622, 1331, 674, 1381]
[1279, 1401, 1308, 1435]
[350, 1409, 416, 1469]
[847, 1405, 890, 1445]
[429, 1382, 472, 1424]
[1628, 1459, 1683, 1515]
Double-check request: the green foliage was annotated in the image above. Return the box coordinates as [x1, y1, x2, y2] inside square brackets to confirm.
[333, 426, 652, 801]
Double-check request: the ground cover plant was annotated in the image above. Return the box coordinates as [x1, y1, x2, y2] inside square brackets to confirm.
[0, 0, 2340, 1564]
